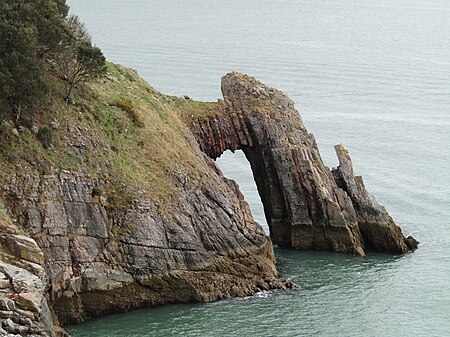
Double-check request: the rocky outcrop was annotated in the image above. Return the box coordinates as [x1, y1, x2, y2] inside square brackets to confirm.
[0, 206, 59, 337]
[0, 158, 292, 328]
[192, 72, 418, 256]
[332, 145, 418, 252]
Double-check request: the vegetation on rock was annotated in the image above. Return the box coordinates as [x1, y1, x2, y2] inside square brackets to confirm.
[0, 63, 286, 334]
[0, 61, 219, 206]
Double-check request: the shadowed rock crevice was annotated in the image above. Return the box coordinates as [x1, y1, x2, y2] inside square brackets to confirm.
[191, 72, 418, 256]
[242, 145, 291, 247]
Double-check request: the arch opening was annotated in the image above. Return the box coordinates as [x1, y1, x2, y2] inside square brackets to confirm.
[216, 150, 268, 233]
[215, 147, 292, 248]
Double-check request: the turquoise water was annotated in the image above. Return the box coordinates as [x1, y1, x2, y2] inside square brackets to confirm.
[66, 0, 450, 336]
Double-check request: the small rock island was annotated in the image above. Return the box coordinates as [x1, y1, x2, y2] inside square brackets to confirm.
[0, 67, 417, 336]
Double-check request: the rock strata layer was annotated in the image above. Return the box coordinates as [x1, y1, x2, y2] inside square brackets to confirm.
[0, 208, 58, 336]
[0, 162, 292, 332]
[0, 145, 296, 337]
[192, 72, 418, 256]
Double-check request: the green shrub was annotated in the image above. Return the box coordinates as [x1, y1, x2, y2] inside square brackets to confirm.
[0, 121, 14, 137]
[91, 185, 103, 197]
[115, 98, 144, 127]
[37, 126, 53, 148]
[115, 98, 134, 114]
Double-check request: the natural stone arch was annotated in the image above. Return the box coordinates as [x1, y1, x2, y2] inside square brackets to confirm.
[192, 72, 417, 255]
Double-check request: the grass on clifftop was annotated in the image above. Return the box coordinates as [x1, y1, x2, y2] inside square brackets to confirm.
[0, 62, 220, 208]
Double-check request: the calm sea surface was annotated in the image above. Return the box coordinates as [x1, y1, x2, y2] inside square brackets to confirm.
[66, 1, 450, 336]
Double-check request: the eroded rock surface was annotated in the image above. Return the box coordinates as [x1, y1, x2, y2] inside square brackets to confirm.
[332, 145, 419, 252]
[0, 209, 58, 337]
[1, 158, 292, 328]
[192, 72, 417, 255]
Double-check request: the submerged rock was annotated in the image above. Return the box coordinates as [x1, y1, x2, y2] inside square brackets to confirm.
[192, 72, 418, 256]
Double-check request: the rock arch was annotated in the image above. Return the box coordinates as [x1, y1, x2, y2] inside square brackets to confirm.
[191, 72, 417, 255]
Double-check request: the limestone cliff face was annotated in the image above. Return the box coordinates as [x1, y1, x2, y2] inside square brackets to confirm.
[0, 158, 290, 333]
[191, 72, 418, 256]
[0, 204, 58, 336]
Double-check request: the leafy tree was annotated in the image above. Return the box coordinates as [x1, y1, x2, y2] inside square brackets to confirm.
[26, 0, 71, 56]
[51, 15, 106, 99]
[0, 0, 105, 117]
[0, 0, 70, 118]
[0, 17, 46, 118]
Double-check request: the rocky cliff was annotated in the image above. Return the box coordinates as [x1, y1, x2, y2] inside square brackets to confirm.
[0, 65, 293, 336]
[0, 65, 415, 336]
[191, 72, 418, 255]
[1, 205, 58, 336]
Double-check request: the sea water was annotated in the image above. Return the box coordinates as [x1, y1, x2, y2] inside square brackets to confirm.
[66, 0, 450, 335]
